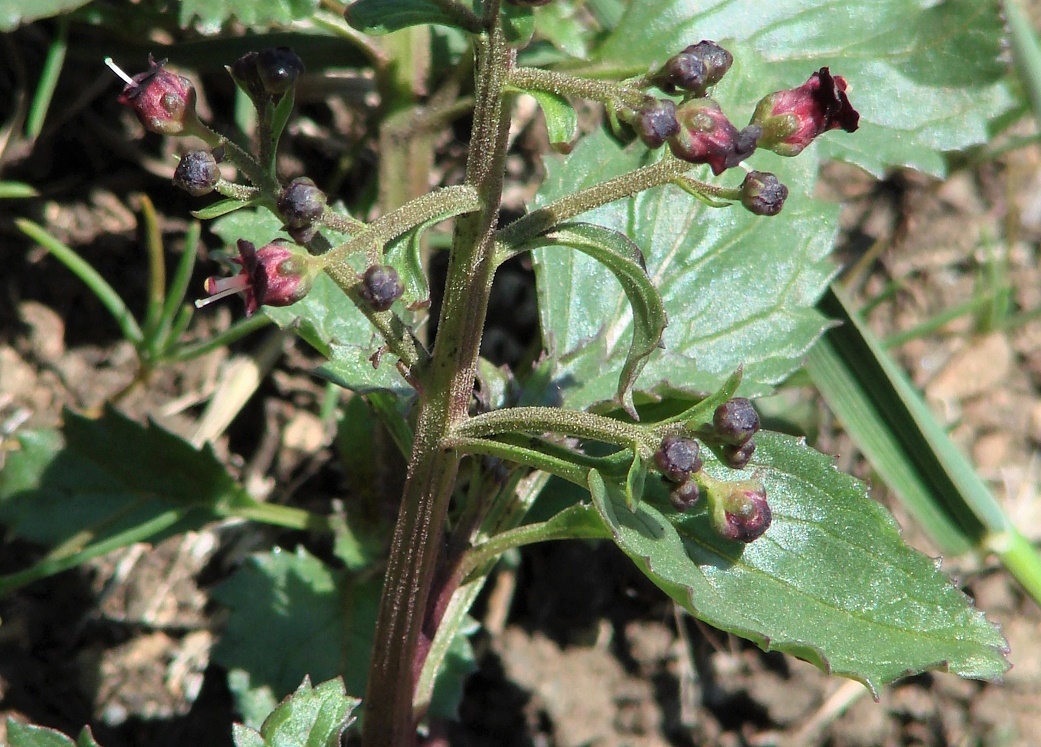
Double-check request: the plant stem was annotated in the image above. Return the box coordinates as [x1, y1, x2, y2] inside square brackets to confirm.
[496, 155, 693, 251]
[453, 405, 652, 452]
[508, 65, 647, 108]
[360, 10, 512, 745]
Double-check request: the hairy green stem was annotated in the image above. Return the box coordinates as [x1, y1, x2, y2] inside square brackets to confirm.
[453, 405, 653, 453]
[496, 155, 693, 250]
[360, 10, 511, 745]
[509, 65, 648, 108]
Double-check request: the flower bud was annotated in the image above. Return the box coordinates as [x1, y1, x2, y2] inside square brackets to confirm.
[667, 99, 754, 175]
[668, 479, 700, 512]
[256, 47, 304, 96]
[359, 265, 404, 312]
[653, 40, 733, 97]
[114, 56, 197, 136]
[713, 398, 760, 446]
[740, 171, 788, 216]
[231, 47, 304, 102]
[709, 480, 771, 543]
[722, 439, 756, 470]
[654, 434, 702, 483]
[749, 67, 859, 157]
[199, 239, 315, 316]
[632, 99, 680, 149]
[173, 150, 220, 196]
[278, 177, 327, 229]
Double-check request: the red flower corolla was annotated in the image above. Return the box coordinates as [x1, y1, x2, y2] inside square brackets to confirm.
[667, 99, 758, 175]
[112, 56, 198, 136]
[199, 239, 315, 316]
[750, 67, 859, 157]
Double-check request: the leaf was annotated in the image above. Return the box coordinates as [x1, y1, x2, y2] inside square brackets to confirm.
[0, 407, 240, 548]
[191, 198, 256, 220]
[179, 0, 320, 32]
[587, 432, 1010, 692]
[0, 0, 90, 31]
[344, 0, 472, 34]
[518, 89, 578, 153]
[526, 221, 666, 416]
[231, 677, 360, 747]
[532, 0, 591, 59]
[6, 721, 101, 747]
[533, 130, 835, 410]
[591, 0, 1012, 178]
[213, 548, 371, 725]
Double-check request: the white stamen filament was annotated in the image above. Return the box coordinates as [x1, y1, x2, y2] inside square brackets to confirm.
[104, 57, 137, 86]
[195, 275, 248, 308]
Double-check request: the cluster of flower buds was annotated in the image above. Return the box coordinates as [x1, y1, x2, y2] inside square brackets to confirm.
[616, 41, 858, 216]
[197, 239, 317, 317]
[709, 397, 761, 469]
[654, 433, 704, 512]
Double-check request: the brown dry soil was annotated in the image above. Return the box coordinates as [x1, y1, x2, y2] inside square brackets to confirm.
[3, 19, 1041, 747]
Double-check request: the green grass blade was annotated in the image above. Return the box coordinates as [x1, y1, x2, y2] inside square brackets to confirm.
[17, 218, 144, 345]
[25, 17, 68, 140]
[808, 284, 1041, 603]
[1006, 0, 1041, 121]
[155, 221, 201, 349]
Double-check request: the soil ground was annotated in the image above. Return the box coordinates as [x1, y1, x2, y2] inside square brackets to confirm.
[3, 14, 1041, 747]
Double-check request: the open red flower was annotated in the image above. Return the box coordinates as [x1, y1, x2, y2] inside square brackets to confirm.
[113, 56, 198, 136]
[750, 67, 859, 157]
[199, 239, 315, 316]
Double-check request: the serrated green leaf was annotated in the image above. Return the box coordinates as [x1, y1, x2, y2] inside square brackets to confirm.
[525, 221, 666, 415]
[179, 0, 319, 31]
[591, 0, 1011, 178]
[0, 408, 239, 547]
[7, 721, 74, 747]
[519, 89, 578, 152]
[0, 0, 90, 31]
[587, 432, 1010, 692]
[533, 130, 834, 410]
[234, 677, 359, 747]
[533, 0, 590, 59]
[4, 722, 101, 747]
[213, 548, 370, 717]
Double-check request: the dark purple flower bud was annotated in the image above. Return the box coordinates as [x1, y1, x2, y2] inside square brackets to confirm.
[749, 67, 859, 157]
[667, 99, 745, 175]
[230, 48, 304, 102]
[256, 47, 304, 96]
[173, 150, 220, 196]
[278, 177, 327, 229]
[654, 434, 702, 483]
[722, 439, 756, 470]
[112, 56, 197, 136]
[654, 40, 733, 97]
[713, 397, 760, 445]
[740, 170, 788, 217]
[669, 479, 700, 512]
[633, 99, 680, 149]
[359, 265, 404, 312]
[199, 239, 315, 316]
[711, 481, 771, 543]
